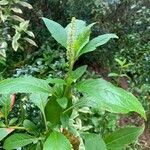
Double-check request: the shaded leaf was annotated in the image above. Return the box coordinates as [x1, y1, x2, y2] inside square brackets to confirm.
[57, 97, 68, 109]
[30, 93, 49, 113]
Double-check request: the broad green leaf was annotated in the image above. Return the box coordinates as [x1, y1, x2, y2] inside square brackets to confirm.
[0, 95, 11, 119]
[76, 78, 146, 119]
[78, 34, 118, 57]
[24, 38, 37, 47]
[70, 65, 87, 81]
[3, 133, 37, 149]
[74, 23, 95, 58]
[0, 76, 51, 94]
[57, 97, 68, 109]
[104, 126, 144, 150]
[82, 133, 107, 150]
[43, 131, 72, 150]
[0, 128, 14, 141]
[42, 18, 67, 48]
[30, 93, 49, 113]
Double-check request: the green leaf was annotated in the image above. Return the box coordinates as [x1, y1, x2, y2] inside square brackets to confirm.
[82, 133, 107, 150]
[108, 73, 119, 77]
[0, 95, 11, 119]
[74, 23, 95, 58]
[24, 38, 37, 47]
[0, 76, 51, 94]
[12, 31, 21, 51]
[45, 96, 62, 125]
[46, 78, 66, 85]
[0, 128, 14, 141]
[3, 133, 37, 149]
[57, 97, 68, 109]
[23, 119, 38, 134]
[11, 7, 23, 14]
[0, 0, 8, 5]
[78, 34, 118, 57]
[11, 15, 25, 22]
[30, 93, 49, 113]
[65, 19, 86, 38]
[42, 17, 67, 48]
[43, 131, 72, 150]
[76, 78, 146, 119]
[104, 126, 144, 150]
[18, 1, 33, 9]
[26, 31, 35, 38]
[70, 65, 87, 81]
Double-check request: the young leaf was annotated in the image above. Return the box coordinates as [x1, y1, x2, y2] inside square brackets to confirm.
[82, 133, 107, 150]
[74, 23, 95, 58]
[65, 19, 86, 38]
[104, 126, 144, 150]
[70, 65, 87, 81]
[3, 133, 37, 149]
[43, 131, 72, 150]
[0, 128, 14, 141]
[76, 78, 146, 119]
[0, 76, 51, 94]
[78, 34, 118, 57]
[57, 97, 68, 109]
[42, 18, 67, 48]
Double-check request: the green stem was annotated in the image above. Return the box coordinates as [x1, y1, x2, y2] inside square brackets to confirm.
[42, 110, 48, 131]
[3, 126, 27, 130]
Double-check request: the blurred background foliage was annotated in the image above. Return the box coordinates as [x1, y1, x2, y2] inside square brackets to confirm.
[0, 0, 149, 149]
